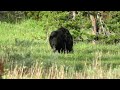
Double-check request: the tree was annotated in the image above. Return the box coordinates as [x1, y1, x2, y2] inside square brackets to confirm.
[82, 11, 110, 44]
[82, 11, 99, 44]
[69, 11, 77, 20]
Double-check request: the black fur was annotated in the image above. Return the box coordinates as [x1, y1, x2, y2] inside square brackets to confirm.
[49, 27, 73, 53]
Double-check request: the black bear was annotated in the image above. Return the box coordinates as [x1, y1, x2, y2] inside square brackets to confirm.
[49, 27, 73, 53]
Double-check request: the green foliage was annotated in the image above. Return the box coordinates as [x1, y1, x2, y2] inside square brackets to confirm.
[0, 11, 120, 44]
[0, 11, 25, 23]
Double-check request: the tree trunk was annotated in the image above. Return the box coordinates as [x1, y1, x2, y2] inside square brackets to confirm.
[72, 11, 76, 20]
[97, 13, 110, 37]
[89, 14, 97, 44]
[69, 11, 76, 20]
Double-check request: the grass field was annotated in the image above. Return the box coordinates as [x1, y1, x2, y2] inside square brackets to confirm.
[0, 20, 120, 79]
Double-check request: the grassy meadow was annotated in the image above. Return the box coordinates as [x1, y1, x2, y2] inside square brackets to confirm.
[0, 19, 120, 79]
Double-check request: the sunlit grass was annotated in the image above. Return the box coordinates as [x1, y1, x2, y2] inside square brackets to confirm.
[3, 57, 120, 79]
